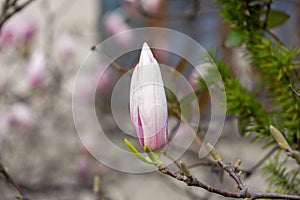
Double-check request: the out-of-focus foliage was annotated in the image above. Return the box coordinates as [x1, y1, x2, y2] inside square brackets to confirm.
[216, 0, 300, 195]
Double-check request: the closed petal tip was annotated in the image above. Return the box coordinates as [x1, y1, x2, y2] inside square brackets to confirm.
[139, 42, 157, 66]
[142, 42, 150, 50]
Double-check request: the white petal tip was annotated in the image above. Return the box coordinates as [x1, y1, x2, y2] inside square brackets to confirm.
[142, 42, 150, 50]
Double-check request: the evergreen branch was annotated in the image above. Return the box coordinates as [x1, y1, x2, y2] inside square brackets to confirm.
[264, 153, 300, 195]
[217, 0, 300, 196]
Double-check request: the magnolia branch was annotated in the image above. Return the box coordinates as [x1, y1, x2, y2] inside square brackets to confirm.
[0, 0, 37, 29]
[158, 143, 300, 199]
[158, 163, 300, 199]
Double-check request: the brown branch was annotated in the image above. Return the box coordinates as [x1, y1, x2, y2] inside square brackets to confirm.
[263, 0, 272, 30]
[159, 166, 300, 199]
[0, 0, 37, 30]
[2, 0, 10, 15]
[10, 0, 18, 7]
[265, 29, 284, 46]
[187, 161, 215, 169]
[91, 45, 129, 74]
[163, 152, 181, 170]
[217, 160, 244, 190]
[0, 162, 31, 200]
[167, 102, 207, 154]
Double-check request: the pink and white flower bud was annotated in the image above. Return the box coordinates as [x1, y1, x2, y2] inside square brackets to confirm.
[26, 51, 46, 87]
[130, 42, 168, 151]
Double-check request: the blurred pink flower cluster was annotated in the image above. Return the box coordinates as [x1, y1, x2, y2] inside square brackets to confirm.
[0, 15, 38, 49]
[26, 51, 46, 88]
[0, 103, 37, 156]
[103, 11, 133, 46]
[7, 103, 36, 130]
[56, 35, 77, 62]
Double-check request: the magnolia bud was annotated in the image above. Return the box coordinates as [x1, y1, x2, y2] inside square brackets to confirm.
[130, 42, 168, 151]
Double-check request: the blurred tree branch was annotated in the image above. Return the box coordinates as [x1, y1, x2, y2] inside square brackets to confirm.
[0, 162, 31, 200]
[0, 0, 37, 30]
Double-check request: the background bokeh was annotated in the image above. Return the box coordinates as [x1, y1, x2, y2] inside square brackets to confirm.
[0, 0, 299, 199]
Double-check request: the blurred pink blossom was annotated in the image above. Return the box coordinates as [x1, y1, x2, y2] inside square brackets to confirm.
[122, 0, 161, 14]
[97, 68, 114, 92]
[74, 80, 95, 104]
[26, 51, 46, 88]
[7, 103, 36, 130]
[140, 0, 161, 12]
[0, 15, 38, 48]
[103, 11, 132, 46]
[0, 23, 14, 48]
[77, 155, 90, 183]
[56, 35, 76, 61]
[17, 16, 38, 43]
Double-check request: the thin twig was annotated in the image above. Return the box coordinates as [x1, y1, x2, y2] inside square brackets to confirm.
[91, 46, 129, 74]
[265, 29, 284, 46]
[0, 162, 31, 200]
[217, 160, 244, 190]
[187, 161, 215, 169]
[10, 0, 18, 7]
[263, 0, 272, 30]
[168, 102, 208, 154]
[2, 0, 10, 15]
[0, 0, 37, 29]
[163, 152, 181, 170]
[289, 85, 300, 98]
